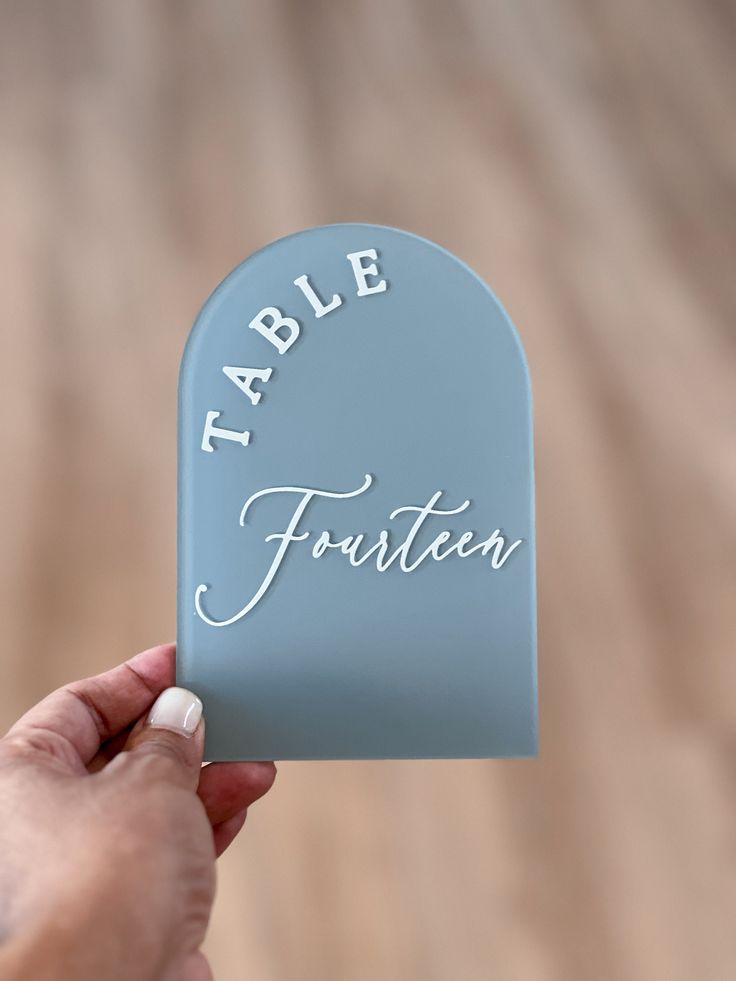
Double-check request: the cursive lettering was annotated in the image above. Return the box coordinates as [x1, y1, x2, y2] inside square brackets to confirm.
[194, 475, 523, 627]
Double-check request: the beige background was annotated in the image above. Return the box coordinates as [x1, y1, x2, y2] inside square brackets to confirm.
[1, 2, 735, 979]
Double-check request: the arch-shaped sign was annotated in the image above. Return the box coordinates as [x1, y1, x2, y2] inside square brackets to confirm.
[178, 224, 537, 760]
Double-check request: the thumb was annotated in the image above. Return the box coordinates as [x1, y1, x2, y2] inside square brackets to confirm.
[123, 686, 204, 791]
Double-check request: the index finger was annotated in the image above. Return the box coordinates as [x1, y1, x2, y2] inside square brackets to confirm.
[3, 643, 176, 769]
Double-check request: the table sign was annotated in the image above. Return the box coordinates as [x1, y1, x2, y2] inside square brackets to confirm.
[178, 224, 537, 760]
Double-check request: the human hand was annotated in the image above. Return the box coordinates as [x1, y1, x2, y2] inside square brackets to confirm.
[0, 643, 275, 981]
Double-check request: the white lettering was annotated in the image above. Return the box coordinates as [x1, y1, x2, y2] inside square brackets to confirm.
[195, 474, 373, 626]
[248, 306, 300, 354]
[346, 249, 387, 297]
[194, 475, 523, 625]
[201, 411, 251, 452]
[293, 274, 342, 318]
[222, 366, 273, 406]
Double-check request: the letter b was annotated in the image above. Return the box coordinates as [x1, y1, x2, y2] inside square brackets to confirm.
[249, 306, 300, 354]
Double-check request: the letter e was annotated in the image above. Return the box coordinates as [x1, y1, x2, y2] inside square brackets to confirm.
[346, 249, 387, 297]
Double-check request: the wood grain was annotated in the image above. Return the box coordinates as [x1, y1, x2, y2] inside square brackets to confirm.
[1, 2, 734, 979]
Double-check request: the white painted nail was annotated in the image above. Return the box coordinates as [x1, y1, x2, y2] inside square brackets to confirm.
[147, 687, 203, 737]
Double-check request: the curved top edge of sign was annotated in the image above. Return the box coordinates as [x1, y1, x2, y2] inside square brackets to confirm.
[181, 222, 532, 395]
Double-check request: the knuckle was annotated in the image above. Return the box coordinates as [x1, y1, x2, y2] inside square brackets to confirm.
[129, 738, 188, 780]
[0, 731, 70, 771]
[0, 733, 39, 762]
[143, 735, 187, 767]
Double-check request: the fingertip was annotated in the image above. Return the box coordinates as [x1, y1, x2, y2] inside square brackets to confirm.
[244, 760, 277, 793]
[121, 686, 205, 789]
[196, 760, 276, 827]
[182, 950, 214, 981]
[147, 686, 203, 738]
[213, 808, 249, 857]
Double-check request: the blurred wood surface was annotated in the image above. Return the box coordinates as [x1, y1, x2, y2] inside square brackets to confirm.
[1, 2, 735, 979]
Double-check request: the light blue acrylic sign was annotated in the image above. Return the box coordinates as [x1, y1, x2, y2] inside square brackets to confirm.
[178, 224, 537, 760]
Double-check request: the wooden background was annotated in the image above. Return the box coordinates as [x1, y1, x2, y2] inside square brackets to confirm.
[1, 2, 734, 979]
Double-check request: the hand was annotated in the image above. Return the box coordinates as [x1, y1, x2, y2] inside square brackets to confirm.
[0, 644, 275, 981]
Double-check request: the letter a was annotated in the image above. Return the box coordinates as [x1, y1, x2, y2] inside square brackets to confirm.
[222, 366, 273, 406]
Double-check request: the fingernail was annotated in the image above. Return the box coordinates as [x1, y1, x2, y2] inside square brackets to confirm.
[147, 687, 203, 737]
